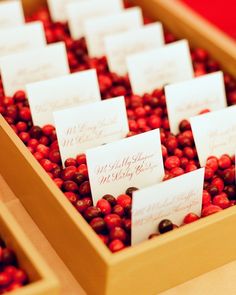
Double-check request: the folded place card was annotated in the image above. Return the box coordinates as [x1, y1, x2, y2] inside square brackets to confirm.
[0, 22, 46, 58]
[0, 0, 24, 28]
[105, 22, 164, 76]
[47, 0, 81, 22]
[165, 71, 227, 134]
[86, 129, 165, 205]
[0, 42, 70, 97]
[84, 7, 143, 57]
[27, 69, 101, 127]
[132, 168, 205, 245]
[54, 96, 129, 166]
[127, 39, 194, 95]
[67, 0, 123, 40]
[190, 106, 236, 167]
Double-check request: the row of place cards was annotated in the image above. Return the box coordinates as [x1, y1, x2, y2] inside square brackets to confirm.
[0, 0, 232, 245]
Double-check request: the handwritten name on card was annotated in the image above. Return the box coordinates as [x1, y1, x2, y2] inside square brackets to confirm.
[190, 106, 236, 167]
[0, 0, 24, 28]
[0, 43, 70, 97]
[86, 129, 165, 205]
[67, 0, 123, 39]
[165, 72, 227, 134]
[0, 22, 46, 58]
[127, 39, 194, 96]
[132, 168, 204, 245]
[54, 96, 129, 166]
[27, 70, 101, 127]
[105, 22, 164, 76]
[84, 7, 143, 57]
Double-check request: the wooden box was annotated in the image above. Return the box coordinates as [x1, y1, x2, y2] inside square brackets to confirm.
[1, 0, 236, 294]
[0, 202, 60, 295]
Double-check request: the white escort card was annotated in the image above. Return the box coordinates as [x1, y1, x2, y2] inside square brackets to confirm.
[104, 22, 164, 76]
[190, 106, 236, 167]
[27, 70, 101, 127]
[67, 0, 123, 40]
[0, 0, 24, 28]
[0, 22, 46, 58]
[86, 129, 165, 205]
[127, 39, 194, 95]
[54, 96, 129, 166]
[165, 71, 227, 134]
[132, 168, 205, 245]
[84, 7, 143, 57]
[0, 43, 70, 97]
[47, 0, 81, 22]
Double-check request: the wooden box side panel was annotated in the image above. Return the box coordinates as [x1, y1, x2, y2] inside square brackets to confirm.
[0, 202, 60, 295]
[133, 0, 236, 77]
[0, 116, 111, 295]
[107, 208, 236, 295]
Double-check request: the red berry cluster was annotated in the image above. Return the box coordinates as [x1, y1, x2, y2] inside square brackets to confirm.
[0, 7, 236, 253]
[0, 238, 28, 294]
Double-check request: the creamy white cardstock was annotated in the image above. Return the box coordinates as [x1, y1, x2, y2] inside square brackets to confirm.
[47, 0, 82, 22]
[0, 22, 46, 58]
[0, 0, 24, 28]
[27, 69, 101, 127]
[127, 39, 194, 95]
[67, 0, 123, 40]
[54, 96, 129, 166]
[86, 129, 165, 205]
[165, 71, 227, 134]
[84, 7, 143, 57]
[105, 22, 164, 76]
[0, 43, 70, 97]
[190, 105, 236, 167]
[132, 168, 205, 245]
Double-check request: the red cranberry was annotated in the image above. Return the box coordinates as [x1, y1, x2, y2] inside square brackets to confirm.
[13, 270, 28, 284]
[202, 190, 211, 206]
[1, 248, 16, 265]
[61, 166, 77, 181]
[112, 204, 125, 217]
[40, 159, 53, 172]
[76, 198, 92, 213]
[179, 119, 191, 132]
[206, 156, 218, 172]
[76, 154, 87, 165]
[224, 185, 236, 200]
[102, 194, 117, 206]
[13, 90, 26, 102]
[158, 219, 173, 234]
[90, 217, 106, 233]
[211, 177, 224, 193]
[19, 107, 31, 121]
[218, 154, 231, 169]
[65, 158, 77, 167]
[96, 199, 112, 215]
[79, 181, 91, 195]
[42, 124, 55, 136]
[29, 126, 42, 139]
[0, 272, 12, 287]
[109, 227, 127, 242]
[222, 168, 235, 184]
[73, 172, 85, 185]
[165, 156, 180, 170]
[84, 206, 101, 221]
[104, 214, 121, 230]
[109, 239, 125, 253]
[213, 193, 230, 209]
[77, 164, 88, 178]
[125, 187, 138, 197]
[64, 192, 78, 206]
[183, 213, 199, 224]
[117, 194, 132, 208]
[202, 205, 222, 217]
[62, 180, 79, 192]
[122, 218, 131, 233]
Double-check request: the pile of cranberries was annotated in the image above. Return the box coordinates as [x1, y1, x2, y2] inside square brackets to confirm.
[0, 4, 236, 252]
[0, 237, 28, 294]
